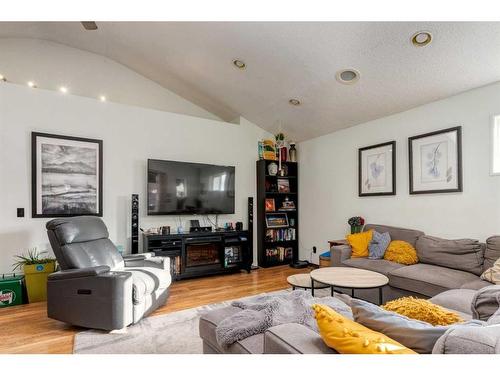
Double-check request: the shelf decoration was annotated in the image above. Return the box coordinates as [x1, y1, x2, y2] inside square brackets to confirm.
[265, 212, 289, 228]
[265, 198, 276, 212]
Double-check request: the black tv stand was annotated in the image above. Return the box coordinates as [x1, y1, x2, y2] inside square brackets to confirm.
[142, 230, 252, 280]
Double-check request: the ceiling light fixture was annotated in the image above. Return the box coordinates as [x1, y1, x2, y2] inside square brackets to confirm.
[27, 81, 37, 88]
[336, 69, 360, 85]
[99, 95, 107, 102]
[0, 74, 5, 82]
[232, 59, 246, 70]
[411, 31, 432, 47]
[59, 86, 68, 94]
[289, 98, 301, 106]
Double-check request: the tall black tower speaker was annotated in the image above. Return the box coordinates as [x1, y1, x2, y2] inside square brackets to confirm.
[247, 197, 256, 269]
[131, 194, 139, 254]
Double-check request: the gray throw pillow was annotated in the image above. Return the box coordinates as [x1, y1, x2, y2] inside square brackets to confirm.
[351, 299, 483, 354]
[368, 231, 391, 260]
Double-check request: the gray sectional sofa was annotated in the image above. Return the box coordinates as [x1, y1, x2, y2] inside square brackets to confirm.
[199, 224, 500, 354]
[331, 224, 497, 304]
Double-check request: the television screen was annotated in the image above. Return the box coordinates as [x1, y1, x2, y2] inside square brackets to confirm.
[147, 159, 235, 215]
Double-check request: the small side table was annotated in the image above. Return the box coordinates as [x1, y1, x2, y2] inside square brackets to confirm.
[287, 273, 329, 297]
[328, 239, 348, 248]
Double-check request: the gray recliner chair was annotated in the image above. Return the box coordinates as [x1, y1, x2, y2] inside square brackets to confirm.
[46, 216, 172, 330]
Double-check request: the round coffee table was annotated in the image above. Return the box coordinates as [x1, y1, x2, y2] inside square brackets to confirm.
[287, 273, 329, 296]
[310, 267, 389, 304]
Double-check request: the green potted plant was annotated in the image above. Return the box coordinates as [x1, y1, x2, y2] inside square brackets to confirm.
[13, 248, 56, 303]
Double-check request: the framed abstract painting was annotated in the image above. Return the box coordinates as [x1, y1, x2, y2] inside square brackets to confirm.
[358, 141, 396, 196]
[32, 132, 103, 218]
[408, 126, 462, 194]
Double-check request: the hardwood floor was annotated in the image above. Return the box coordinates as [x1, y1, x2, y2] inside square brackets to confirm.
[0, 265, 313, 354]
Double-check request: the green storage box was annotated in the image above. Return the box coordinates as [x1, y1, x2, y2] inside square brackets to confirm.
[0, 274, 24, 308]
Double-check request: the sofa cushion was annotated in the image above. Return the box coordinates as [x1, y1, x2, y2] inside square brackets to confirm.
[351, 298, 465, 354]
[364, 224, 424, 247]
[460, 279, 492, 290]
[127, 267, 171, 304]
[388, 264, 478, 297]
[342, 258, 406, 276]
[416, 235, 485, 276]
[432, 322, 499, 354]
[383, 240, 419, 265]
[484, 236, 500, 271]
[429, 289, 476, 316]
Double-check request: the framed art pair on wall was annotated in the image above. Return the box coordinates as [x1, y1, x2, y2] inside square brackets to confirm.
[358, 126, 462, 196]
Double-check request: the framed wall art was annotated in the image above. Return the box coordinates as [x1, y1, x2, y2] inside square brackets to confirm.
[32, 132, 103, 218]
[358, 141, 396, 196]
[408, 126, 462, 194]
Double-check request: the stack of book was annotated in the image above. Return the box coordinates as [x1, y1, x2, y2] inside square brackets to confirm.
[265, 247, 293, 262]
[265, 228, 296, 242]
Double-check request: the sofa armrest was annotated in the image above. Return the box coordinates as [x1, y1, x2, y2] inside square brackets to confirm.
[124, 255, 171, 272]
[122, 252, 154, 261]
[48, 265, 111, 280]
[330, 244, 352, 266]
[47, 270, 134, 330]
[472, 285, 500, 321]
[264, 323, 335, 354]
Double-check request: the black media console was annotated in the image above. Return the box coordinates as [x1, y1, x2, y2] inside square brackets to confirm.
[142, 230, 252, 280]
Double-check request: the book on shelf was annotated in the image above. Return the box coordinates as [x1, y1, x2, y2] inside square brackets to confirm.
[265, 228, 296, 242]
[265, 246, 293, 262]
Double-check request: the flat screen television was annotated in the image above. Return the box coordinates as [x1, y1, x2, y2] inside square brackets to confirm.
[147, 159, 235, 215]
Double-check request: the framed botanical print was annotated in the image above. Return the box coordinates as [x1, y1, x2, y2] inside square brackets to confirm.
[358, 141, 396, 196]
[32, 132, 103, 218]
[408, 126, 462, 194]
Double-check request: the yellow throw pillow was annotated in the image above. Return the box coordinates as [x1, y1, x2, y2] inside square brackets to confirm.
[346, 230, 373, 258]
[382, 297, 464, 326]
[312, 304, 416, 354]
[383, 240, 419, 265]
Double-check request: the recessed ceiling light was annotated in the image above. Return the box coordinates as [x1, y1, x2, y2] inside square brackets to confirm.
[289, 98, 301, 106]
[59, 86, 68, 94]
[99, 95, 107, 102]
[27, 81, 37, 88]
[336, 69, 360, 85]
[411, 31, 432, 47]
[0, 74, 6, 82]
[232, 59, 246, 70]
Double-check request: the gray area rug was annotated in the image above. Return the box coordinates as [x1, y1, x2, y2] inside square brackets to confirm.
[73, 288, 330, 354]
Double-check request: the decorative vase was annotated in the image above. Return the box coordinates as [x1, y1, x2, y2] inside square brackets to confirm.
[289, 143, 297, 162]
[268, 162, 278, 176]
[24, 261, 56, 303]
[350, 225, 362, 234]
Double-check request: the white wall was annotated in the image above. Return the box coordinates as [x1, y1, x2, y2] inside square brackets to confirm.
[0, 83, 270, 274]
[299, 82, 500, 264]
[0, 38, 221, 121]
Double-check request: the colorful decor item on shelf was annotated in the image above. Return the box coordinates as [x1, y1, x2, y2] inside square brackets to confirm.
[265, 198, 276, 212]
[280, 196, 296, 210]
[348, 216, 365, 234]
[263, 139, 277, 160]
[266, 246, 293, 262]
[268, 162, 278, 176]
[265, 212, 289, 228]
[258, 141, 264, 160]
[266, 228, 296, 242]
[278, 164, 288, 176]
[277, 178, 290, 193]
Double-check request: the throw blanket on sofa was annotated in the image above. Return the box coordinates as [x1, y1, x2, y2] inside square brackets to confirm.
[215, 290, 353, 347]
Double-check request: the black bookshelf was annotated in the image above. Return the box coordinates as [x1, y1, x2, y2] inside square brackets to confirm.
[256, 160, 299, 267]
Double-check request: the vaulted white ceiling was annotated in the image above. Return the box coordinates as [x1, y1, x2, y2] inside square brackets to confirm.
[2, 22, 500, 141]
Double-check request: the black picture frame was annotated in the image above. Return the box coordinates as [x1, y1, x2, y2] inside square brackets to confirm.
[408, 126, 462, 194]
[358, 141, 396, 197]
[31, 132, 103, 218]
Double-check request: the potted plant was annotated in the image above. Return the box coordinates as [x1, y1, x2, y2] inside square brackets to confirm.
[13, 248, 56, 303]
[348, 216, 365, 234]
